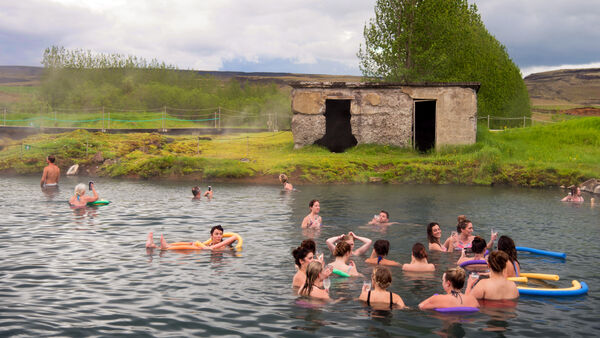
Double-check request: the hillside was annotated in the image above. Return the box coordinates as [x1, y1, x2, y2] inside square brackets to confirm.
[524, 68, 600, 109]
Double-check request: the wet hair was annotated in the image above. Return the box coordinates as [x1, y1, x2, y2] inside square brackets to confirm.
[444, 267, 467, 290]
[457, 219, 472, 233]
[380, 210, 389, 219]
[74, 183, 86, 196]
[341, 234, 355, 243]
[207, 186, 212, 191]
[47, 155, 55, 163]
[334, 241, 352, 257]
[210, 225, 224, 235]
[373, 240, 390, 256]
[373, 266, 392, 289]
[471, 236, 486, 254]
[427, 222, 441, 245]
[412, 243, 428, 260]
[292, 246, 312, 268]
[300, 261, 322, 296]
[488, 250, 509, 273]
[192, 186, 201, 196]
[498, 235, 518, 265]
[300, 239, 316, 255]
[309, 199, 319, 208]
[279, 174, 288, 183]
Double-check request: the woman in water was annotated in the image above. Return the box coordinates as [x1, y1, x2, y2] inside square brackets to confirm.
[301, 199, 322, 228]
[418, 267, 479, 310]
[146, 225, 237, 250]
[326, 231, 372, 256]
[69, 182, 98, 207]
[561, 186, 584, 202]
[298, 261, 331, 300]
[427, 222, 455, 252]
[456, 236, 487, 266]
[279, 174, 293, 191]
[358, 266, 406, 309]
[329, 242, 361, 276]
[365, 240, 400, 266]
[203, 186, 213, 199]
[498, 235, 520, 277]
[292, 246, 315, 288]
[466, 251, 519, 300]
[454, 218, 497, 251]
[402, 243, 435, 272]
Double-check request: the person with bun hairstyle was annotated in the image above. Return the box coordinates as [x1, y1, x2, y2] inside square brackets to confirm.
[455, 217, 497, 251]
[298, 261, 332, 300]
[498, 235, 520, 277]
[292, 246, 314, 288]
[329, 241, 361, 276]
[301, 199, 322, 229]
[402, 243, 435, 272]
[418, 267, 479, 310]
[456, 236, 487, 266]
[427, 222, 455, 252]
[365, 240, 400, 266]
[358, 266, 406, 309]
[466, 251, 519, 300]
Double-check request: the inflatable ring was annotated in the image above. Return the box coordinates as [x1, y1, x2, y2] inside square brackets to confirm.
[459, 260, 487, 268]
[203, 232, 243, 251]
[434, 307, 479, 313]
[86, 200, 111, 206]
[507, 277, 528, 283]
[516, 247, 566, 259]
[520, 273, 559, 281]
[332, 269, 351, 277]
[518, 280, 588, 296]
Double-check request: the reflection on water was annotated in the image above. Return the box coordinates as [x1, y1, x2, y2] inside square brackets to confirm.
[0, 176, 598, 336]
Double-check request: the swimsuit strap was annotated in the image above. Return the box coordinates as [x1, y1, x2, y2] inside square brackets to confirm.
[367, 290, 371, 306]
[389, 291, 393, 309]
[377, 256, 383, 264]
[450, 290, 463, 304]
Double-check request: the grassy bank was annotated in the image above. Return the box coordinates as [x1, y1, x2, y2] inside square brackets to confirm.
[1, 117, 598, 187]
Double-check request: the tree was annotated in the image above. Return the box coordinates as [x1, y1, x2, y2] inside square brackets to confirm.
[358, 0, 530, 118]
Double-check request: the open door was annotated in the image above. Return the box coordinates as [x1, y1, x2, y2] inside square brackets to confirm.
[413, 100, 436, 152]
[315, 99, 357, 152]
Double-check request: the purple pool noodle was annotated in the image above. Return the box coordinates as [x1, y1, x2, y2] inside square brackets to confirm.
[434, 307, 479, 313]
[459, 260, 487, 268]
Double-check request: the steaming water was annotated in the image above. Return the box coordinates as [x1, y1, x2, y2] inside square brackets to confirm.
[1, 176, 598, 336]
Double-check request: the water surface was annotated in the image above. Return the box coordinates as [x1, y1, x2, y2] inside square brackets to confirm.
[0, 176, 598, 336]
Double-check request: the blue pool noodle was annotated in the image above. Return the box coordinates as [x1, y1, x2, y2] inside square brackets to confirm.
[518, 282, 588, 297]
[516, 246, 566, 259]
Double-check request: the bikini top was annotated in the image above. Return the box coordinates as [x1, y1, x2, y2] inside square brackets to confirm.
[367, 290, 393, 309]
[455, 239, 472, 250]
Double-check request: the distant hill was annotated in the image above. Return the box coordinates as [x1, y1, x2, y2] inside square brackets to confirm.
[524, 68, 600, 108]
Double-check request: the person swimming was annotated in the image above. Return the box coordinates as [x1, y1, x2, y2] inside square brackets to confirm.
[365, 239, 400, 266]
[146, 225, 237, 251]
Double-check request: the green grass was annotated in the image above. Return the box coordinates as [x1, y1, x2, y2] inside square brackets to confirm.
[1, 117, 598, 187]
[0, 86, 40, 95]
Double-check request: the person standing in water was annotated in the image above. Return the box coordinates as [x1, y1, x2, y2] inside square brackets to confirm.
[279, 174, 293, 191]
[301, 199, 322, 228]
[40, 155, 60, 188]
[204, 186, 213, 200]
[69, 182, 98, 207]
[192, 186, 202, 200]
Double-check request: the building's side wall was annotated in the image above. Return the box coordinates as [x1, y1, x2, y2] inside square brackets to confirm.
[401, 87, 478, 146]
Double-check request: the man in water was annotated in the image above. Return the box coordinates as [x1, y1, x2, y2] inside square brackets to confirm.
[192, 186, 202, 200]
[369, 210, 391, 225]
[40, 155, 60, 188]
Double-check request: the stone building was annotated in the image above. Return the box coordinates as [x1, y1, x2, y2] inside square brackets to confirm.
[290, 81, 480, 152]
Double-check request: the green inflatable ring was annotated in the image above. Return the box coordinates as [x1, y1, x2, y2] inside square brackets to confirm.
[86, 200, 111, 206]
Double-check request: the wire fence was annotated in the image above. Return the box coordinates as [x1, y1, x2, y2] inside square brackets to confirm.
[0, 106, 288, 132]
[477, 115, 557, 130]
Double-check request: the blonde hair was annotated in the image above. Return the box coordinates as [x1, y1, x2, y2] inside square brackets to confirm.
[444, 267, 467, 290]
[74, 183, 87, 196]
[300, 261, 322, 296]
[373, 266, 392, 289]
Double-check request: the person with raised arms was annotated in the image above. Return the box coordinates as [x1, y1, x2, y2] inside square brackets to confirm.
[69, 182, 98, 208]
[358, 266, 406, 309]
[365, 239, 401, 266]
[301, 199, 322, 229]
[418, 267, 479, 310]
[466, 251, 519, 300]
[402, 243, 435, 272]
[326, 231, 372, 256]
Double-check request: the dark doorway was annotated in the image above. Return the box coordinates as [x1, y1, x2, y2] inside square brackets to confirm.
[315, 99, 357, 152]
[414, 100, 436, 152]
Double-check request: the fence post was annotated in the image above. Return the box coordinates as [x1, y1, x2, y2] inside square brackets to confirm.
[108, 111, 110, 130]
[197, 136, 200, 155]
[3, 107, 6, 126]
[54, 110, 57, 126]
[214, 110, 217, 129]
[102, 106, 105, 131]
[523, 116, 526, 128]
[218, 106, 221, 129]
[163, 106, 166, 131]
[487, 115, 490, 129]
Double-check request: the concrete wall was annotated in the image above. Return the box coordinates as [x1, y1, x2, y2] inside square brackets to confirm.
[290, 82, 479, 149]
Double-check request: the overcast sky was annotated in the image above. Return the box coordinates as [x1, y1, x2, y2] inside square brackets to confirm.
[1, 0, 598, 77]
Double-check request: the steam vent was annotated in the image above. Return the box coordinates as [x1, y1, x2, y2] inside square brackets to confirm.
[290, 81, 480, 153]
